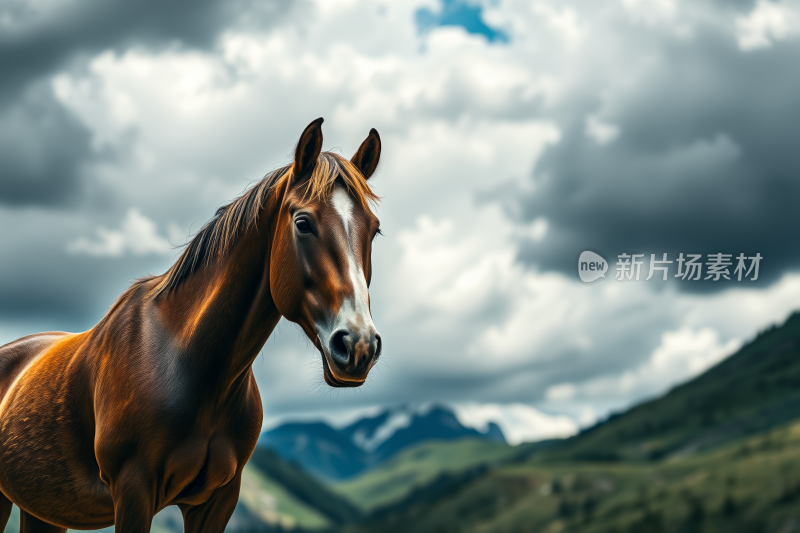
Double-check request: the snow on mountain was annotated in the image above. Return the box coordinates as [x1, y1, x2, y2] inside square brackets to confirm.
[451, 403, 578, 445]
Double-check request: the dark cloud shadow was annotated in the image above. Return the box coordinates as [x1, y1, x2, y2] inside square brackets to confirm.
[0, 0, 300, 207]
[505, 27, 800, 291]
[0, 83, 92, 206]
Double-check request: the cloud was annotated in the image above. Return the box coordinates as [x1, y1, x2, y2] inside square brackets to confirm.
[619, 0, 679, 26]
[452, 403, 578, 445]
[66, 208, 174, 257]
[505, 1, 800, 290]
[0, 0, 299, 103]
[584, 114, 620, 145]
[0, 0, 300, 207]
[0, 208, 174, 324]
[543, 326, 741, 409]
[0, 83, 92, 206]
[736, 0, 800, 51]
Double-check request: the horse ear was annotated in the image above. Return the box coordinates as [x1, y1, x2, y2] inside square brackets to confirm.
[294, 117, 324, 178]
[351, 128, 381, 180]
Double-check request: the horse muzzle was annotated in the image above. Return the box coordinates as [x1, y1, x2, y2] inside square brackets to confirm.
[317, 326, 381, 387]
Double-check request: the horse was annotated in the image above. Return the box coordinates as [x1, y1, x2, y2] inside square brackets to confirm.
[0, 117, 383, 532]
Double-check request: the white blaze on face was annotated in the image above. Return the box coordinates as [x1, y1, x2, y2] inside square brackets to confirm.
[330, 187, 374, 334]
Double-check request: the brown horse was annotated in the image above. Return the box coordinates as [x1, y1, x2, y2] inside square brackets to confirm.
[0, 118, 383, 532]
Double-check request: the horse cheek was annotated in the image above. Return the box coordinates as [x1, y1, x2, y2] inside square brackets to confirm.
[270, 229, 303, 319]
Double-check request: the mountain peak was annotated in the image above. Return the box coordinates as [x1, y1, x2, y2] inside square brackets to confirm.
[259, 404, 505, 480]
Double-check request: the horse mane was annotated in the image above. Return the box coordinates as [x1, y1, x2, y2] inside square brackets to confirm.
[148, 152, 379, 298]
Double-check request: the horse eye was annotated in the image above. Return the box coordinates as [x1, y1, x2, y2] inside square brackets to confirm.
[295, 218, 313, 234]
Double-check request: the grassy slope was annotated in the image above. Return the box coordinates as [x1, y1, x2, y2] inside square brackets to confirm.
[338, 418, 800, 533]
[238, 463, 330, 530]
[332, 438, 521, 511]
[248, 446, 363, 524]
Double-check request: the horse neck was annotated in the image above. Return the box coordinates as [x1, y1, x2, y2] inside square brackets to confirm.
[154, 208, 282, 392]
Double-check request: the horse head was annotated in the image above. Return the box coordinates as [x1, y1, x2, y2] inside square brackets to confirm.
[270, 118, 383, 387]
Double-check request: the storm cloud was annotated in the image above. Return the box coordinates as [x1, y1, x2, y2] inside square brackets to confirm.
[0, 0, 298, 206]
[0, 0, 297, 100]
[509, 4, 800, 289]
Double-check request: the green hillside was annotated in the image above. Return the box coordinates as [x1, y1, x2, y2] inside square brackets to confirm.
[248, 446, 363, 525]
[332, 438, 522, 511]
[337, 416, 800, 533]
[238, 463, 331, 530]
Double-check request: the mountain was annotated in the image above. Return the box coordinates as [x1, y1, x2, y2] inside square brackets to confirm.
[258, 420, 368, 480]
[259, 404, 506, 480]
[361, 407, 505, 460]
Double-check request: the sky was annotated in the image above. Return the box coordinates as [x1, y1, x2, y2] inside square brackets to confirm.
[2, 0, 800, 442]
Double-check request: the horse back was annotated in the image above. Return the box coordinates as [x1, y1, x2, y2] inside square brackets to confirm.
[0, 332, 71, 405]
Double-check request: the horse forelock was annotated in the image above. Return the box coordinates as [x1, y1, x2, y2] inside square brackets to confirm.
[146, 152, 379, 299]
[278, 152, 381, 211]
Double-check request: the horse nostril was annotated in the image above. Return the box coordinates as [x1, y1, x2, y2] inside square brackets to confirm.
[374, 333, 382, 360]
[330, 330, 350, 366]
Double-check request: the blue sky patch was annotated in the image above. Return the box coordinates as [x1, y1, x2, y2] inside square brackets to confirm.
[415, 0, 509, 43]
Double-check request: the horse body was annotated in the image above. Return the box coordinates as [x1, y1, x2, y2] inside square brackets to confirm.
[0, 118, 383, 532]
[0, 224, 272, 529]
